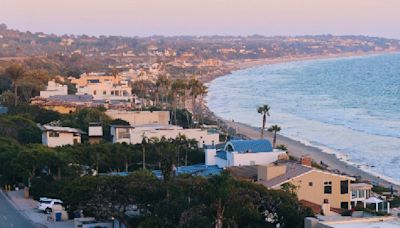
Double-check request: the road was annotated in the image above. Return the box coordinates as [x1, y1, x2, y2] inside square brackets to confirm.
[0, 190, 35, 228]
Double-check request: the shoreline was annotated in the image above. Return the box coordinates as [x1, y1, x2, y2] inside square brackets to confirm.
[201, 51, 400, 192]
[199, 50, 399, 83]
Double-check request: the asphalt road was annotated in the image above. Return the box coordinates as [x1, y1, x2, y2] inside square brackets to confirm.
[0, 190, 35, 228]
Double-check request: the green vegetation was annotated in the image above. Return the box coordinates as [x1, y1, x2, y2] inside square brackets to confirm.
[30, 171, 312, 228]
[268, 124, 281, 148]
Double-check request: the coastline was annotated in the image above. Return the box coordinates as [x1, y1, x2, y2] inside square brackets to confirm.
[201, 51, 400, 192]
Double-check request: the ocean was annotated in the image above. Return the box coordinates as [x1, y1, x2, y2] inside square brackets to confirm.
[206, 53, 400, 182]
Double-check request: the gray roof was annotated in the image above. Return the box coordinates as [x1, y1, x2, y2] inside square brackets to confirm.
[259, 162, 312, 188]
[39, 124, 86, 134]
[48, 95, 93, 102]
[228, 139, 273, 153]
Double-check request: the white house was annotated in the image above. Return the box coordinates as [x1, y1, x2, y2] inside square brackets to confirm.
[111, 124, 219, 147]
[38, 125, 85, 147]
[72, 74, 134, 102]
[205, 140, 286, 168]
[39, 80, 68, 98]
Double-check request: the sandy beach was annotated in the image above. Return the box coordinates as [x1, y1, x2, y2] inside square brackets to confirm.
[201, 51, 400, 193]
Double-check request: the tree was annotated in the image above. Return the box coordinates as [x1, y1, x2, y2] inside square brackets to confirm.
[257, 104, 271, 139]
[268, 125, 281, 148]
[156, 75, 171, 109]
[188, 78, 207, 127]
[4, 64, 25, 106]
[171, 79, 187, 125]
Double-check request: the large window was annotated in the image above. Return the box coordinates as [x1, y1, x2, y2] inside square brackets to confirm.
[341, 180, 349, 194]
[340, 202, 349, 210]
[49, 131, 59, 137]
[324, 181, 332, 194]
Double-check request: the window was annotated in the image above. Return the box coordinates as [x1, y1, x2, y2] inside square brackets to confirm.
[324, 181, 332, 194]
[117, 128, 130, 139]
[352, 191, 357, 199]
[359, 190, 365, 198]
[309, 182, 313, 187]
[49, 131, 59, 137]
[73, 138, 79, 144]
[103, 91, 106, 95]
[341, 180, 349, 194]
[340, 202, 349, 210]
[93, 90, 97, 95]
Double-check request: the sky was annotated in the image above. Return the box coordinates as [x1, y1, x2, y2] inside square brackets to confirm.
[1, 0, 400, 38]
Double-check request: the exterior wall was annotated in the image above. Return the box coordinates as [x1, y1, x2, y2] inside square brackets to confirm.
[88, 126, 103, 137]
[106, 110, 170, 125]
[204, 148, 217, 166]
[76, 82, 132, 101]
[282, 171, 352, 209]
[112, 127, 219, 146]
[257, 165, 287, 181]
[215, 157, 227, 168]
[43, 131, 81, 147]
[44, 105, 76, 114]
[231, 151, 286, 167]
[129, 128, 219, 146]
[40, 81, 68, 98]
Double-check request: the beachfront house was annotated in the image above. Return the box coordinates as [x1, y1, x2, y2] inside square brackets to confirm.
[39, 124, 85, 147]
[257, 157, 355, 210]
[205, 139, 287, 168]
[110, 124, 219, 147]
[105, 110, 170, 126]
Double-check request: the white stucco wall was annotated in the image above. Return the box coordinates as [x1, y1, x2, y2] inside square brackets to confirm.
[205, 148, 217, 166]
[43, 131, 81, 147]
[231, 151, 286, 167]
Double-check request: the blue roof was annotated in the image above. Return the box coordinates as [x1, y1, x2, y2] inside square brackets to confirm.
[228, 139, 273, 153]
[176, 164, 222, 176]
[215, 151, 227, 160]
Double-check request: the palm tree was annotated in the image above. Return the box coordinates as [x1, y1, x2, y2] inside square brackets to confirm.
[141, 135, 147, 169]
[4, 64, 25, 106]
[268, 125, 281, 148]
[257, 104, 271, 139]
[188, 78, 208, 127]
[171, 79, 187, 125]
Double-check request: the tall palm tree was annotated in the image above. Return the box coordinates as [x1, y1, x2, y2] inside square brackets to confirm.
[188, 78, 208, 127]
[257, 104, 271, 139]
[171, 79, 187, 125]
[5, 64, 25, 106]
[268, 125, 281, 148]
[141, 135, 147, 169]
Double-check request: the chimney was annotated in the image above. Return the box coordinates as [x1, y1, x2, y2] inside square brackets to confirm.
[301, 155, 312, 167]
[258, 164, 287, 181]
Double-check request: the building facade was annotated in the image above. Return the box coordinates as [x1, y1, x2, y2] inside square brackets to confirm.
[205, 140, 287, 168]
[111, 124, 219, 146]
[39, 125, 84, 147]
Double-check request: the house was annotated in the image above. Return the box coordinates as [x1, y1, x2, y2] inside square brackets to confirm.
[88, 122, 103, 144]
[39, 80, 68, 98]
[38, 124, 85, 147]
[257, 157, 355, 210]
[205, 139, 287, 168]
[105, 110, 170, 125]
[110, 124, 219, 147]
[71, 73, 134, 102]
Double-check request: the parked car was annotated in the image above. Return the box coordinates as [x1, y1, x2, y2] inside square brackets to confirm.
[38, 197, 63, 213]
